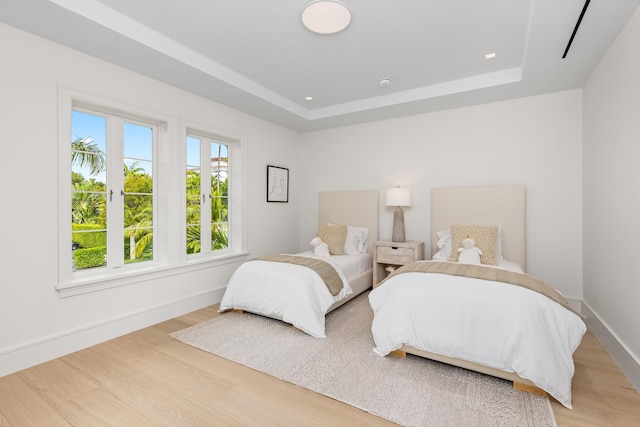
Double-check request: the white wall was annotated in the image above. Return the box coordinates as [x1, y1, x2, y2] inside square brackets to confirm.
[583, 8, 640, 378]
[6, 8, 637, 383]
[0, 23, 300, 376]
[299, 90, 583, 298]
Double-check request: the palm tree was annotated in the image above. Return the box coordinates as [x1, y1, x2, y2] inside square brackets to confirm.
[124, 213, 153, 260]
[123, 161, 153, 261]
[71, 136, 105, 176]
[210, 177, 228, 250]
[71, 179, 106, 225]
[185, 176, 228, 253]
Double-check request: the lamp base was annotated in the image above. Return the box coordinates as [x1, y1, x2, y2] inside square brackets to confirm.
[392, 207, 406, 242]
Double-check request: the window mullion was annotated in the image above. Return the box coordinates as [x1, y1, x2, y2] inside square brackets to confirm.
[106, 116, 125, 268]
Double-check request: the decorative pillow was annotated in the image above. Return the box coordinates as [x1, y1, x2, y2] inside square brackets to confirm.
[344, 225, 369, 254]
[448, 224, 498, 265]
[317, 223, 347, 255]
[431, 229, 451, 260]
[432, 227, 504, 262]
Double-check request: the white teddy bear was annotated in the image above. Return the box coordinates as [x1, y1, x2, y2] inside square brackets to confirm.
[457, 236, 482, 265]
[310, 236, 330, 257]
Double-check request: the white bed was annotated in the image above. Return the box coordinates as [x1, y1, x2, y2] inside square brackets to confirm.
[368, 185, 586, 409]
[220, 190, 379, 338]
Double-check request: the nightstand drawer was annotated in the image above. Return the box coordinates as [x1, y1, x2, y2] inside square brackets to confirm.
[376, 245, 415, 264]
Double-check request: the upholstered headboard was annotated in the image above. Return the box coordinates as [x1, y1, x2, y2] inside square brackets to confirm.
[318, 190, 379, 254]
[431, 185, 526, 271]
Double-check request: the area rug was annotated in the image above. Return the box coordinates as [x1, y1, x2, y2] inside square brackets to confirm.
[171, 293, 556, 427]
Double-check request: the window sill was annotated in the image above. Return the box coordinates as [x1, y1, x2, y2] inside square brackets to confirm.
[57, 251, 249, 298]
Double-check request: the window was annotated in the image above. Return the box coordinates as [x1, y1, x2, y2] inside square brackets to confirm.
[70, 108, 157, 272]
[186, 133, 229, 256]
[58, 87, 247, 295]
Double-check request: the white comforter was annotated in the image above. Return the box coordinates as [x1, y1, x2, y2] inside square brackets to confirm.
[219, 252, 357, 338]
[368, 267, 586, 408]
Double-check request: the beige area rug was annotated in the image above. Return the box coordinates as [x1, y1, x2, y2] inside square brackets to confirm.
[171, 292, 556, 427]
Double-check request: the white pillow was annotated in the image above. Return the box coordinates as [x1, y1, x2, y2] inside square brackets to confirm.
[344, 225, 369, 254]
[431, 226, 503, 261]
[431, 229, 451, 260]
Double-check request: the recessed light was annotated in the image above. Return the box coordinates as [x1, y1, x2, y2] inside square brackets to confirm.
[301, 1, 351, 35]
[305, 96, 314, 101]
[485, 52, 496, 59]
[379, 78, 391, 88]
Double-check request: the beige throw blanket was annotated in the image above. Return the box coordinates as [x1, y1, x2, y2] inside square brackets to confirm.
[255, 255, 344, 296]
[380, 261, 579, 317]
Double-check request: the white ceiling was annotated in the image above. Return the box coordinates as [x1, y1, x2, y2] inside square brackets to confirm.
[1, 0, 639, 132]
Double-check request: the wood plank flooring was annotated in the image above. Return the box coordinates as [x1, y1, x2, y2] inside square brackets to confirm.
[1, 304, 639, 426]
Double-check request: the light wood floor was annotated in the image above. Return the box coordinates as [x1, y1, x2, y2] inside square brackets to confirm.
[1, 304, 639, 426]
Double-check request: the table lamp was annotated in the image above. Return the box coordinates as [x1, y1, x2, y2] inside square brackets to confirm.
[385, 187, 411, 242]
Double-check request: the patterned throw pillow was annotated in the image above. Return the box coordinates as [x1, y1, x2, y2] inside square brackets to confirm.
[317, 223, 347, 255]
[448, 224, 499, 265]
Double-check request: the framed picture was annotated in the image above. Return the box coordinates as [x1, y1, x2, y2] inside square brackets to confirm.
[266, 165, 289, 203]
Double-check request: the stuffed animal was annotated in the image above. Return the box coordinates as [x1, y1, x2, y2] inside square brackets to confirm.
[457, 236, 482, 265]
[310, 236, 330, 257]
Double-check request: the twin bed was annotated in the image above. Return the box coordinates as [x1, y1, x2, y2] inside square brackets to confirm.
[369, 186, 586, 409]
[219, 190, 379, 338]
[218, 186, 586, 409]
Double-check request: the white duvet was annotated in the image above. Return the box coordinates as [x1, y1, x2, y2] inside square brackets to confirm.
[368, 267, 586, 409]
[219, 252, 369, 338]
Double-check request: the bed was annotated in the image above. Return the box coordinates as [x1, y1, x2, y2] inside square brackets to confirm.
[219, 190, 379, 338]
[368, 185, 586, 409]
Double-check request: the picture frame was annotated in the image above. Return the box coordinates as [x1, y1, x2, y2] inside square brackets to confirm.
[266, 165, 289, 203]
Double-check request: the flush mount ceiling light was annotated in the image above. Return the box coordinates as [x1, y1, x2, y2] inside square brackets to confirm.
[301, 0, 351, 35]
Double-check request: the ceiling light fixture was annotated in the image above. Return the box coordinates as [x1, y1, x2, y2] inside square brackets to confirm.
[301, 0, 351, 35]
[485, 52, 496, 59]
[379, 78, 391, 88]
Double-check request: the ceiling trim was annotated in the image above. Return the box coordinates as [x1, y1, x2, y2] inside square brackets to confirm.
[308, 67, 523, 120]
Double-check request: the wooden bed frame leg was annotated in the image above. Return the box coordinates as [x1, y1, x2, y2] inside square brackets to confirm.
[219, 308, 244, 314]
[389, 350, 407, 358]
[513, 381, 548, 397]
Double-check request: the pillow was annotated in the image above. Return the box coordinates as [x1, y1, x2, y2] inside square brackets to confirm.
[344, 225, 369, 254]
[496, 225, 504, 262]
[432, 227, 504, 262]
[448, 224, 498, 265]
[431, 229, 451, 260]
[317, 223, 347, 255]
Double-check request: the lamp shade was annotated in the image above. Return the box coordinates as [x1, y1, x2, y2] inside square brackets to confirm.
[385, 187, 411, 207]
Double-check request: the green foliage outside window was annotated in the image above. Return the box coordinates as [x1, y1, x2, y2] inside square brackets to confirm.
[72, 136, 155, 269]
[185, 169, 228, 254]
[72, 224, 106, 248]
[74, 246, 106, 270]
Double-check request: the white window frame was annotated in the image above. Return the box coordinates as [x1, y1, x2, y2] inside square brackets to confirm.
[57, 87, 248, 297]
[69, 110, 159, 270]
[58, 87, 172, 295]
[181, 121, 247, 264]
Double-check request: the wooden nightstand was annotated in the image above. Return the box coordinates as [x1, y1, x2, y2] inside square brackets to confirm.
[373, 240, 425, 287]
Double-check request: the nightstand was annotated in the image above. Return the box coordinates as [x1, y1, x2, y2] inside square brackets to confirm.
[373, 240, 425, 287]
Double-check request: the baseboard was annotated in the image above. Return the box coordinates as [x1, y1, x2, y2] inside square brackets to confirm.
[580, 300, 640, 392]
[0, 287, 225, 378]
